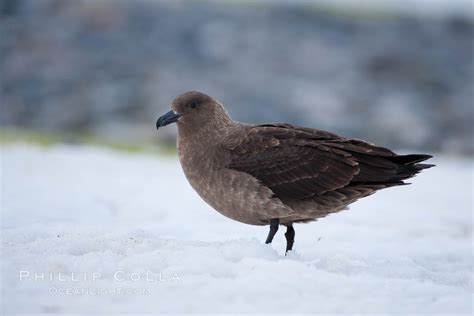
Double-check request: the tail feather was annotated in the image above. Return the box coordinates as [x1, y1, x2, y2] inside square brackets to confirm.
[390, 154, 435, 181]
[351, 152, 434, 186]
[414, 163, 436, 170]
[388, 154, 433, 165]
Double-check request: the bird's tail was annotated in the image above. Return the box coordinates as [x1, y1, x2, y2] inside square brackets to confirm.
[387, 154, 435, 182]
[350, 152, 435, 187]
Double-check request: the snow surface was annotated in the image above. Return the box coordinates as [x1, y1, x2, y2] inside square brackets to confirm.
[1, 143, 472, 315]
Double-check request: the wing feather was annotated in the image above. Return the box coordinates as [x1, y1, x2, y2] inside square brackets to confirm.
[225, 123, 432, 203]
[225, 124, 359, 200]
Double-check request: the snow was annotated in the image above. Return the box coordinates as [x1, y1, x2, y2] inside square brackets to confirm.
[1, 143, 472, 315]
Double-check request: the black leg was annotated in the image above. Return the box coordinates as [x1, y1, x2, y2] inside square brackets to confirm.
[265, 218, 279, 244]
[284, 224, 295, 255]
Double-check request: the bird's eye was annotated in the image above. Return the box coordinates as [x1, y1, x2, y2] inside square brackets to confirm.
[190, 100, 200, 109]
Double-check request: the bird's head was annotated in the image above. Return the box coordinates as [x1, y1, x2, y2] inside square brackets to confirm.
[156, 91, 231, 132]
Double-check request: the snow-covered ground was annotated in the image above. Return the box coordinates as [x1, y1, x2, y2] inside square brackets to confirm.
[1, 143, 472, 315]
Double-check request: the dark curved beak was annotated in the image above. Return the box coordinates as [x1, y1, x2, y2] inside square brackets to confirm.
[156, 110, 181, 130]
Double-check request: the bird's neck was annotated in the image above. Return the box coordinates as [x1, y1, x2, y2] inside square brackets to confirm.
[177, 118, 236, 176]
[178, 115, 235, 146]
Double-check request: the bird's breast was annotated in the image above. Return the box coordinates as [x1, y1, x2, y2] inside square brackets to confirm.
[177, 141, 290, 225]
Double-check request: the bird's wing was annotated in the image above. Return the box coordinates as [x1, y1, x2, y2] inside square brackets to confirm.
[224, 123, 370, 201]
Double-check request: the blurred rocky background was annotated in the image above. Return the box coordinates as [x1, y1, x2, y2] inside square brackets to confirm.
[0, 0, 473, 154]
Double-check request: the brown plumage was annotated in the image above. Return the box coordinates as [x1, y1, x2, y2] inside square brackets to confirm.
[156, 91, 434, 253]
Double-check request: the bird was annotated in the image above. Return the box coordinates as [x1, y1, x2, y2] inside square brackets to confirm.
[156, 91, 434, 254]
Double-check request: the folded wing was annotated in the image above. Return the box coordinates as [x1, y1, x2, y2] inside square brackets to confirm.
[225, 123, 433, 202]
